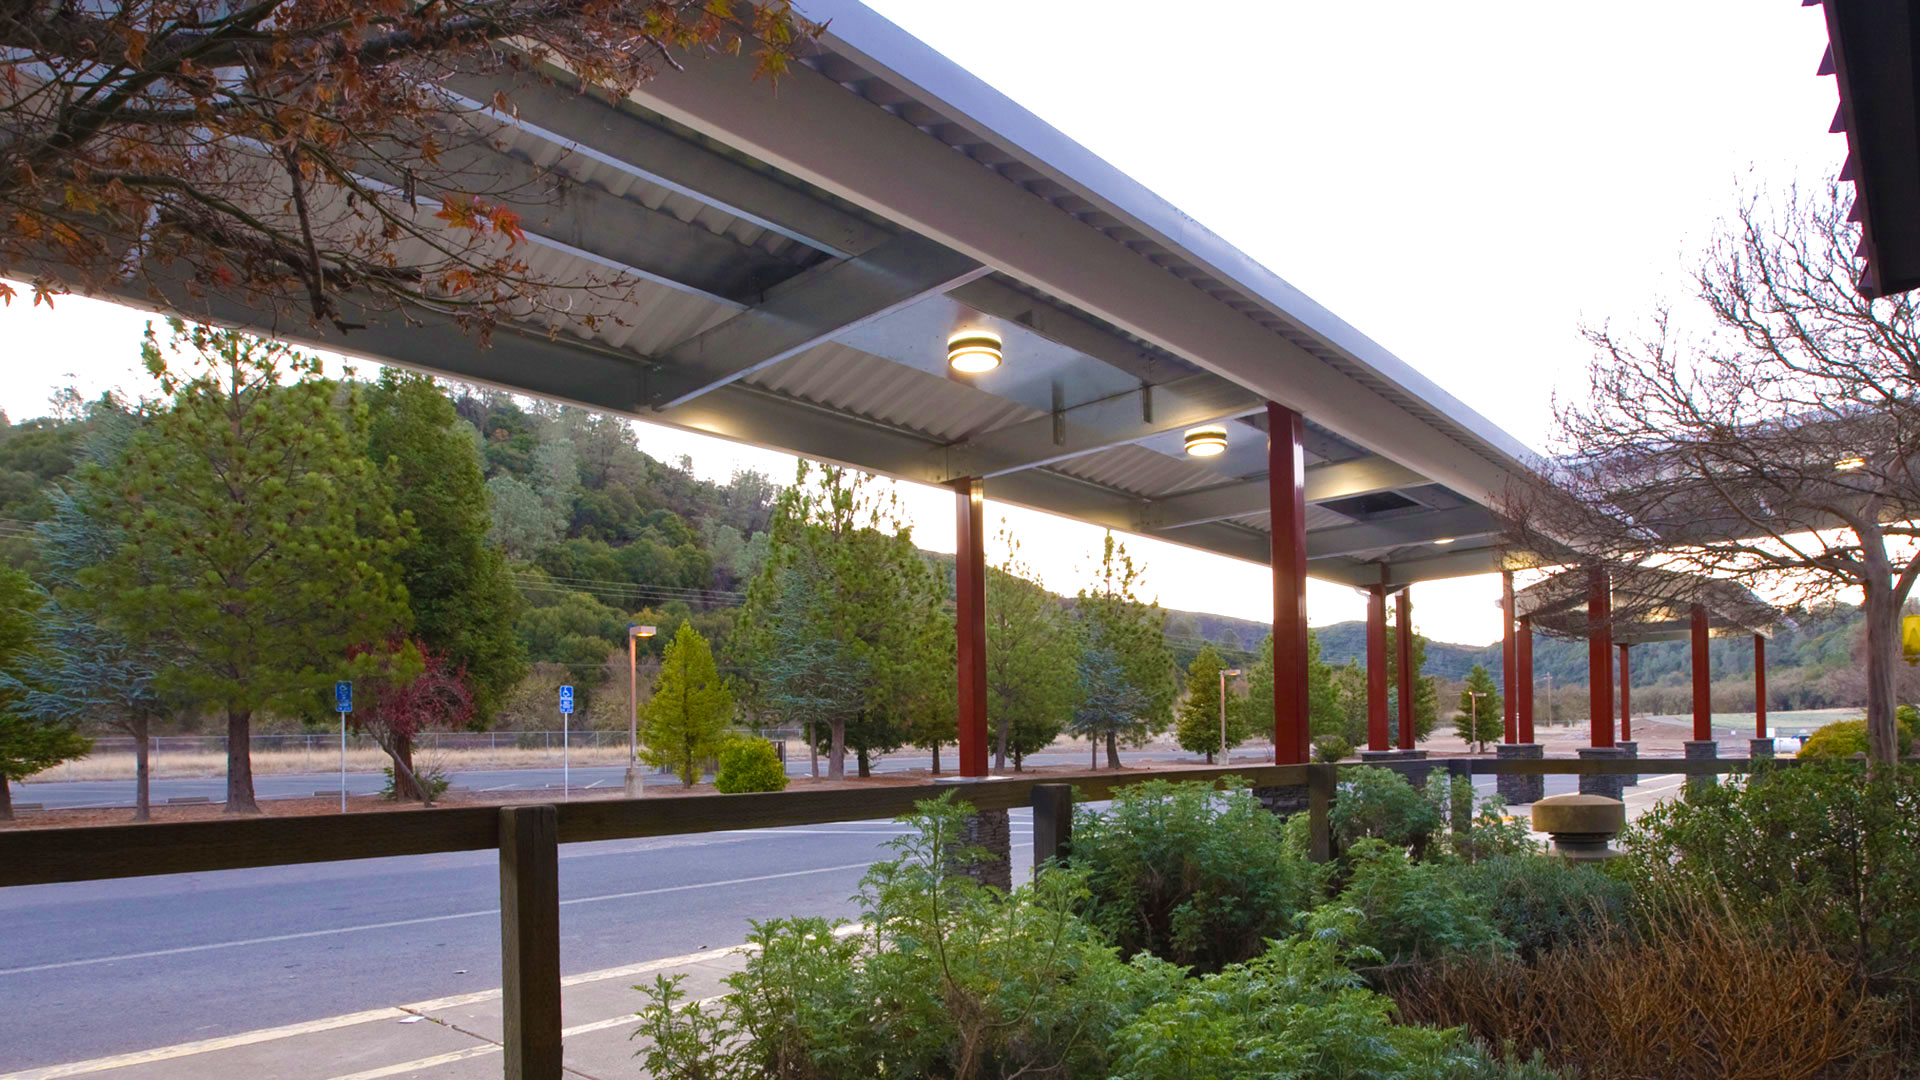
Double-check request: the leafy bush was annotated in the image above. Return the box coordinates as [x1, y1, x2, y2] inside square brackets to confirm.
[1619, 761, 1920, 1008]
[1070, 779, 1321, 970]
[1323, 839, 1507, 969]
[1445, 855, 1629, 961]
[1313, 734, 1352, 762]
[714, 736, 787, 793]
[1331, 766, 1445, 859]
[1800, 710, 1918, 759]
[379, 760, 450, 801]
[1393, 897, 1900, 1080]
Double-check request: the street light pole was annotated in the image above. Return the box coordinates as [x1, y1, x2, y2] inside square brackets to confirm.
[624, 623, 656, 797]
[1466, 689, 1487, 752]
[1218, 668, 1242, 765]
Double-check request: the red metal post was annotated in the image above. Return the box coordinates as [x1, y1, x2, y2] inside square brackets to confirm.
[1517, 615, 1535, 743]
[1396, 588, 1416, 750]
[1754, 633, 1767, 738]
[953, 477, 989, 778]
[1269, 402, 1311, 765]
[1501, 571, 1518, 743]
[1588, 565, 1614, 748]
[1618, 643, 1631, 742]
[1365, 584, 1389, 751]
[1691, 603, 1711, 743]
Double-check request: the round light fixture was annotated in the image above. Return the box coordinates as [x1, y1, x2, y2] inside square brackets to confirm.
[1433, 537, 1456, 546]
[1183, 426, 1229, 457]
[947, 330, 1003, 374]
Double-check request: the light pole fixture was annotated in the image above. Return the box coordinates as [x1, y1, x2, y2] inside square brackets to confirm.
[1183, 426, 1228, 457]
[1218, 667, 1243, 764]
[947, 330, 1002, 374]
[1466, 689, 1487, 752]
[624, 623, 657, 797]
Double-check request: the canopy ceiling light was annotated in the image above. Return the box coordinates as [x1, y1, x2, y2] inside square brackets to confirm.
[1433, 537, 1456, 545]
[1835, 456, 1867, 471]
[947, 330, 1003, 374]
[1183, 426, 1229, 457]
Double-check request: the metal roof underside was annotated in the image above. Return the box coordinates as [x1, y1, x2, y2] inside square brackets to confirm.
[81, 1, 1547, 590]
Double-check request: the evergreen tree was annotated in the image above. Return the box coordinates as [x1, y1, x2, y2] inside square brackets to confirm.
[1384, 615, 1441, 743]
[642, 623, 733, 787]
[1070, 624, 1148, 769]
[0, 568, 87, 821]
[84, 322, 411, 813]
[752, 566, 869, 778]
[1453, 663, 1504, 752]
[362, 372, 525, 720]
[1237, 630, 1342, 748]
[986, 531, 1081, 772]
[1074, 534, 1174, 768]
[1330, 661, 1370, 747]
[1175, 644, 1243, 763]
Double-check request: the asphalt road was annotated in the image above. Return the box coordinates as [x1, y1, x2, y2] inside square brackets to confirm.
[0, 815, 1037, 1073]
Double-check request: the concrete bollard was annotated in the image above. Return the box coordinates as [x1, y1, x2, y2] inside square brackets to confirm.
[1531, 793, 1626, 863]
[1575, 746, 1627, 800]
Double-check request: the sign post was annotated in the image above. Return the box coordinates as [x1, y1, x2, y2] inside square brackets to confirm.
[558, 685, 574, 802]
[334, 681, 352, 813]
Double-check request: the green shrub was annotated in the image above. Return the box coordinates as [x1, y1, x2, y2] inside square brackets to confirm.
[1800, 711, 1917, 759]
[1331, 766, 1445, 859]
[1620, 760, 1920, 1007]
[1313, 734, 1353, 762]
[1324, 839, 1507, 969]
[1446, 854, 1630, 960]
[714, 736, 787, 793]
[1070, 779, 1322, 971]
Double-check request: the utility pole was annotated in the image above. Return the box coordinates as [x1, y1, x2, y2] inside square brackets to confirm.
[624, 624, 656, 797]
[1218, 667, 1242, 765]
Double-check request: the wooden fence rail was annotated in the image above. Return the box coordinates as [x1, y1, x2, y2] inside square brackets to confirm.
[0, 755, 1793, 1080]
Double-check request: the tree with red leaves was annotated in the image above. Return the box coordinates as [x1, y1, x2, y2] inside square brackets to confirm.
[1, 0, 818, 333]
[350, 639, 475, 803]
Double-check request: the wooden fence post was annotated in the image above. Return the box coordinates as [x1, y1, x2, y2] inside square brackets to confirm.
[1307, 763, 1334, 864]
[500, 805, 562, 1080]
[1031, 783, 1073, 874]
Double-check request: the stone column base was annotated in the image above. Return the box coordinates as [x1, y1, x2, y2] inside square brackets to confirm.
[1615, 740, 1639, 787]
[1750, 737, 1776, 759]
[1496, 742, 1545, 805]
[954, 808, 1012, 891]
[1576, 746, 1627, 801]
[1253, 785, 1309, 816]
[1684, 740, 1719, 797]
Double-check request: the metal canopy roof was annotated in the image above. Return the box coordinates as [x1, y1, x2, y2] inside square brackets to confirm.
[84, 0, 1547, 588]
[1514, 568, 1782, 643]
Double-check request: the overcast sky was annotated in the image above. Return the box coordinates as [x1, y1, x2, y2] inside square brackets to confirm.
[0, 1, 1844, 645]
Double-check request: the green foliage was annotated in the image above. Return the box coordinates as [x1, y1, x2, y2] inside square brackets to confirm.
[1619, 760, 1920, 999]
[1445, 855, 1630, 961]
[1069, 780, 1321, 971]
[1453, 663, 1503, 751]
[0, 566, 91, 801]
[642, 623, 733, 786]
[1331, 766, 1446, 858]
[1386, 615, 1441, 742]
[1800, 712, 1917, 758]
[1323, 840, 1508, 969]
[1314, 733, 1353, 762]
[714, 735, 787, 794]
[985, 532, 1081, 770]
[1072, 534, 1173, 764]
[1174, 644, 1242, 761]
[511, 577, 626, 695]
[362, 372, 524, 720]
[380, 761, 450, 801]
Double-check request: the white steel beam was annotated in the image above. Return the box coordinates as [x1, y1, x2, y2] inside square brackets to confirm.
[1142, 458, 1428, 530]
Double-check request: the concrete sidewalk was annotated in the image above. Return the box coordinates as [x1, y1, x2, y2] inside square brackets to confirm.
[2, 945, 761, 1080]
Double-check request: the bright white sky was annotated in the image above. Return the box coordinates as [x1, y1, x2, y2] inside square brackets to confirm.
[0, 1, 1843, 645]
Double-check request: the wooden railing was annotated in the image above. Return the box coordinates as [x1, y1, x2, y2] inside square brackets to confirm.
[0, 755, 1779, 1079]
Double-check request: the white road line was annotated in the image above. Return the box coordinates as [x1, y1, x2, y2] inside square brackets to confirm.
[0, 861, 878, 977]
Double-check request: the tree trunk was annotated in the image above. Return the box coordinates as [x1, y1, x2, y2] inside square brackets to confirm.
[856, 748, 871, 778]
[1090, 737, 1097, 769]
[390, 731, 421, 801]
[929, 741, 941, 775]
[226, 708, 259, 814]
[0, 775, 12, 821]
[132, 713, 151, 822]
[808, 721, 818, 779]
[994, 716, 1008, 773]
[1105, 730, 1121, 770]
[1863, 578, 1899, 766]
[828, 718, 845, 781]
[1205, 749, 1214, 765]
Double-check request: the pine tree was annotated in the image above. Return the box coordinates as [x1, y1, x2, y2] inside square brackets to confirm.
[986, 530, 1082, 772]
[642, 623, 733, 787]
[0, 567, 88, 821]
[1071, 624, 1149, 769]
[1237, 630, 1341, 748]
[1074, 533, 1174, 768]
[83, 321, 411, 813]
[1453, 663, 1504, 752]
[1384, 615, 1441, 744]
[1175, 644, 1243, 763]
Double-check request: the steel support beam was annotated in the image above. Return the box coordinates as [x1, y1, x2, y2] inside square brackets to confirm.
[1619, 643, 1632, 742]
[1589, 566, 1614, 748]
[1302, 506, 1496, 560]
[1501, 571, 1517, 744]
[1755, 634, 1767, 739]
[1313, 545, 1517, 589]
[1396, 588, 1415, 750]
[955, 478, 989, 778]
[1517, 616, 1535, 743]
[1143, 458, 1428, 530]
[646, 234, 987, 408]
[1366, 584, 1389, 752]
[1270, 403, 1310, 765]
[1691, 604, 1711, 742]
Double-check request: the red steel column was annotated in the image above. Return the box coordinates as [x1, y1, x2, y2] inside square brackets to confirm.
[1396, 588, 1416, 750]
[1501, 571, 1518, 743]
[1269, 403, 1310, 765]
[1691, 604, 1711, 743]
[1517, 616, 1535, 743]
[1754, 634, 1767, 738]
[1588, 565, 1614, 748]
[1618, 643, 1632, 742]
[953, 478, 989, 778]
[1365, 584, 1388, 751]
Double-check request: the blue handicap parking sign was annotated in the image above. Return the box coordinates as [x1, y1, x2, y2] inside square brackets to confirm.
[559, 685, 575, 714]
[335, 681, 352, 713]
